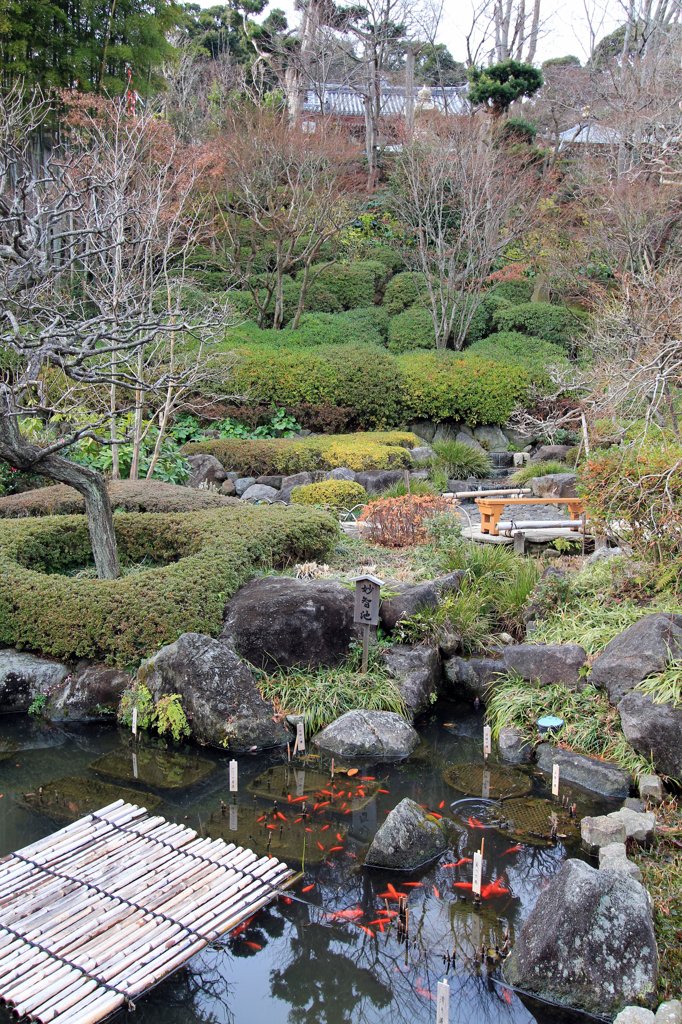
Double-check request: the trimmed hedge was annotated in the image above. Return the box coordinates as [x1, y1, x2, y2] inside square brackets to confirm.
[0, 504, 338, 666]
[493, 302, 587, 348]
[388, 307, 436, 352]
[396, 352, 530, 425]
[383, 272, 427, 316]
[0, 481, 238, 519]
[299, 261, 388, 310]
[291, 480, 368, 512]
[465, 331, 569, 383]
[184, 431, 418, 476]
[488, 281, 533, 305]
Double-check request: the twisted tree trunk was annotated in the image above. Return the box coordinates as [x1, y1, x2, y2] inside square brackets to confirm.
[0, 413, 120, 579]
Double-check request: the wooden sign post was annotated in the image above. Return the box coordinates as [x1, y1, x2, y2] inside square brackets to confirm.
[293, 720, 306, 756]
[552, 763, 560, 798]
[483, 725, 492, 760]
[472, 850, 483, 899]
[352, 574, 383, 673]
[228, 760, 238, 793]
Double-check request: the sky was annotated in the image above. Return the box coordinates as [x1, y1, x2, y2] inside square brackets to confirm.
[229, 0, 625, 66]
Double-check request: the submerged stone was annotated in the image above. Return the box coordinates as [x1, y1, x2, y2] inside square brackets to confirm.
[443, 762, 532, 801]
[365, 797, 447, 870]
[247, 764, 381, 811]
[20, 775, 161, 823]
[505, 858, 657, 1016]
[91, 747, 215, 789]
[501, 797, 581, 846]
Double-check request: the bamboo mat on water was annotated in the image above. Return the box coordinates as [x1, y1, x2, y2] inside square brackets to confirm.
[0, 799, 294, 1024]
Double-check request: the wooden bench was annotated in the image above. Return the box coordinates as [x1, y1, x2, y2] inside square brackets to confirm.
[475, 496, 585, 536]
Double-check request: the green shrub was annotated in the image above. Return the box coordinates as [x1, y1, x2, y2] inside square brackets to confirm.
[466, 331, 568, 382]
[397, 352, 530, 425]
[488, 280, 533, 305]
[509, 459, 570, 483]
[340, 305, 390, 342]
[493, 301, 587, 348]
[0, 504, 338, 665]
[184, 431, 417, 476]
[301, 261, 388, 310]
[291, 480, 368, 512]
[289, 307, 388, 347]
[0, 481, 239, 519]
[388, 307, 436, 352]
[228, 344, 404, 429]
[432, 440, 492, 479]
[383, 272, 428, 316]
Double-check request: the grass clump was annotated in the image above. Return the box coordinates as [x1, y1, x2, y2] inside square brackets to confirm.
[509, 460, 571, 484]
[395, 589, 494, 655]
[432, 440, 492, 480]
[486, 675, 655, 779]
[291, 480, 368, 514]
[637, 663, 682, 708]
[258, 643, 406, 736]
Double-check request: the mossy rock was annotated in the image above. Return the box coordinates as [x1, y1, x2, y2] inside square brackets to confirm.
[0, 740, 17, 762]
[247, 764, 380, 811]
[201, 801, 348, 867]
[91, 747, 215, 790]
[498, 797, 580, 846]
[19, 775, 161, 823]
[443, 763, 532, 801]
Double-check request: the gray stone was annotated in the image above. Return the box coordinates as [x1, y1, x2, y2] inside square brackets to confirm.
[537, 744, 631, 798]
[219, 480, 237, 497]
[505, 858, 657, 1015]
[599, 843, 642, 882]
[586, 546, 623, 565]
[504, 427, 536, 449]
[530, 473, 578, 499]
[608, 808, 656, 845]
[187, 454, 228, 489]
[473, 424, 509, 451]
[443, 655, 502, 701]
[365, 797, 447, 870]
[382, 645, 442, 718]
[655, 1001, 682, 1024]
[234, 476, 256, 497]
[256, 475, 283, 489]
[222, 577, 355, 672]
[614, 1009, 656, 1024]
[639, 775, 664, 805]
[329, 468, 356, 481]
[498, 726, 532, 763]
[380, 573, 464, 633]
[590, 613, 682, 703]
[433, 424, 459, 443]
[407, 420, 436, 443]
[354, 470, 407, 494]
[409, 445, 434, 465]
[502, 643, 587, 688]
[138, 633, 289, 752]
[623, 797, 647, 813]
[533, 444, 572, 462]
[0, 650, 69, 713]
[455, 431, 486, 452]
[618, 692, 682, 780]
[280, 472, 314, 490]
[581, 814, 627, 850]
[313, 710, 418, 761]
[240, 484, 279, 503]
[47, 662, 130, 721]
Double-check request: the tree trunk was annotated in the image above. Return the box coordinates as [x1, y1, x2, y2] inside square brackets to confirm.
[0, 412, 120, 579]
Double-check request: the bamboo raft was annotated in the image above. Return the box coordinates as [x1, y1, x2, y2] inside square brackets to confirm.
[0, 800, 295, 1024]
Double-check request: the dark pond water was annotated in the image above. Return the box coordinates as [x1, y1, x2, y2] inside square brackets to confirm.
[0, 704, 618, 1024]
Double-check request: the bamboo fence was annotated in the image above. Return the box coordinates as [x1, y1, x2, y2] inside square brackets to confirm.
[0, 800, 295, 1024]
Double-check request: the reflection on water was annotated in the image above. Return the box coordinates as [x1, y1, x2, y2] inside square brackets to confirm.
[0, 703, 618, 1024]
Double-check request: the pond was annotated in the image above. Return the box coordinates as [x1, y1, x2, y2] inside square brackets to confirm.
[0, 704, 618, 1024]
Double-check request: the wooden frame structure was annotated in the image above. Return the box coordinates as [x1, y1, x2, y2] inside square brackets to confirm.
[0, 800, 295, 1024]
[475, 496, 585, 536]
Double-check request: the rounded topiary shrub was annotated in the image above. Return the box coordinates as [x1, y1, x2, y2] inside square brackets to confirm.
[383, 272, 428, 316]
[388, 307, 435, 352]
[465, 331, 569, 384]
[493, 302, 587, 349]
[488, 280, 534, 305]
[301, 261, 388, 310]
[291, 480, 368, 513]
[0, 480, 238, 519]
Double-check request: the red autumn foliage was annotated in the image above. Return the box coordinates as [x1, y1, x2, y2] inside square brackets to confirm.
[358, 495, 450, 548]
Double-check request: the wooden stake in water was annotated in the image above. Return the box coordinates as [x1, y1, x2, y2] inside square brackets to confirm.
[287, 742, 291, 763]
[331, 758, 335, 780]
[131, 707, 138, 740]
[472, 850, 483, 898]
[229, 804, 238, 831]
[131, 752, 138, 781]
[483, 725, 492, 760]
[552, 763, 560, 798]
[229, 760, 238, 793]
[482, 769, 490, 800]
[295, 721, 305, 755]
[436, 979, 450, 1024]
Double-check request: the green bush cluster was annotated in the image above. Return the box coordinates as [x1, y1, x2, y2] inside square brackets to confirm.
[388, 307, 436, 352]
[0, 504, 338, 665]
[299, 260, 388, 310]
[493, 301, 586, 348]
[383, 272, 428, 316]
[487, 280, 534, 304]
[466, 331, 568, 382]
[184, 431, 417, 476]
[0, 481, 238, 519]
[291, 480, 368, 512]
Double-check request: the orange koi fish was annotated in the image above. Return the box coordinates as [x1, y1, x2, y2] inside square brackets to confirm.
[503, 844, 523, 855]
[468, 816, 485, 829]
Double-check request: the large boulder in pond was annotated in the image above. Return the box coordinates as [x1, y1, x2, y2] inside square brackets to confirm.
[221, 577, 355, 671]
[313, 710, 418, 761]
[47, 662, 131, 721]
[138, 633, 289, 751]
[502, 643, 587, 688]
[618, 692, 682, 780]
[382, 645, 442, 718]
[535, 743, 631, 798]
[589, 614, 682, 703]
[365, 797, 447, 870]
[0, 650, 69, 713]
[505, 858, 657, 1016]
